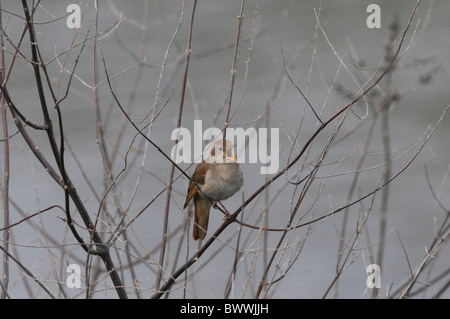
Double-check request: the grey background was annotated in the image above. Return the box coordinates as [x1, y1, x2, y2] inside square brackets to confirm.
[1, 0, 449, 298]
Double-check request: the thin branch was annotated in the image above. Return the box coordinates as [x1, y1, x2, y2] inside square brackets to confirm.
[281, 44, 323, 124]
[223, 0, 245, 141]
[156, 0, 196, 293]
[0, 245, 56, 299]
[0, 0, 10, 298]
[151, 4, 430, 297]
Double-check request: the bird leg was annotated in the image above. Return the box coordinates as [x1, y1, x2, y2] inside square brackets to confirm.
[212, 201, 231, 220]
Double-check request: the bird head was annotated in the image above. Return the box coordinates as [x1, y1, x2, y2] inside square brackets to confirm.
[206, 139, 237, 164]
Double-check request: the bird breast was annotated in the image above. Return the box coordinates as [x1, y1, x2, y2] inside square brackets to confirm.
[201, 163, 243, 201]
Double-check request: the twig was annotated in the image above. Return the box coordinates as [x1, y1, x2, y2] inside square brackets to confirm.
[399, 230, 449, 298]
[396, 229, 414, 279]
[156, 0, 196, 293]
[0, 245, 56, 299]
[0, 0, 10, 298]
[281, 45, 323, 124]
[223, 0, 245, 141]
[377, 14, 399, 275]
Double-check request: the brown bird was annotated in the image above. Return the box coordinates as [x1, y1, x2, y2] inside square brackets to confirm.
[183, 139, 243, 240]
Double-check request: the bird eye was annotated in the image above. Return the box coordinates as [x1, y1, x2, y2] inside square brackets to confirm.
[218, 146, 223, 152]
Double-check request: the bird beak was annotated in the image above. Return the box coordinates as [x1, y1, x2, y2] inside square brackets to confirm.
[226, 148, 237, 163]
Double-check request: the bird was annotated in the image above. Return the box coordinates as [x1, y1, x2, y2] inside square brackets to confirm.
[183, 139, 243, 240]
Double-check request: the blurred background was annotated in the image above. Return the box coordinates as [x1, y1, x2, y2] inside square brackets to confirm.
[0, 0, 449, 298]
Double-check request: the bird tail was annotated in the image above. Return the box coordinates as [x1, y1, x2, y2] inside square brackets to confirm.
[193, 197, 211, 240]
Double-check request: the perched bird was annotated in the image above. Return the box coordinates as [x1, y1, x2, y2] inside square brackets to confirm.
[183, 139, 243, 240]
